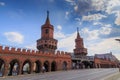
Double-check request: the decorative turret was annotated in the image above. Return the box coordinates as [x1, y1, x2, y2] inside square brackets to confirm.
[37, 11, 58, 53]
[74, 27, 87, 58]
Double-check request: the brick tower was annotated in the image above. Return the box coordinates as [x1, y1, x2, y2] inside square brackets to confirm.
[74, 27, 87, 58]
[37, 11, 57, 53]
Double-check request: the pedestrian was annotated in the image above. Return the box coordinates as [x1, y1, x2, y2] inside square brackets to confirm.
[42, 66, 45, 73]
[119, 67, 120, 72]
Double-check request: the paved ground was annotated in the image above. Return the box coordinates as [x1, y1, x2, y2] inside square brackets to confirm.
[104, 72, 120, 80]
[0, 68, 119, 80]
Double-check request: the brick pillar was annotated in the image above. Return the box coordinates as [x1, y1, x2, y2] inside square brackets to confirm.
[19, 63, 22, 75]
[69, 61, 72, 70]
[49, 63, 51, 72]
[31, 62, 34, 74]
[57, 62, 61, 70]
[41, 62, 44, 73]
[99, 64, 101, 68]
[4, 63, 9, 76]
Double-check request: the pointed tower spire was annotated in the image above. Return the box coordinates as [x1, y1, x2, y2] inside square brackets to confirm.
[45, 10, 50, 24]
[77, 27, 80, 38]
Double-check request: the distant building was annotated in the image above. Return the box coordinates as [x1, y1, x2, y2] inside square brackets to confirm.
[94, 52, 119, 68]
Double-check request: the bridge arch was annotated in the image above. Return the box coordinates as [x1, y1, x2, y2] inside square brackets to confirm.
[0, 58, 5, 77]
[8, 59, 20, 76]
[43, 61, 50, 72]
[22, 59, 32, 74]
[62, 61, 67, 70]
[33, 60, 42, 73]
[51, 61, 57, 71]
[82, 61, 90, 68]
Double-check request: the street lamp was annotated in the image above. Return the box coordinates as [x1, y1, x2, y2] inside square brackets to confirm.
[115, 39, 120, 43]
[115, 39, 120, 70]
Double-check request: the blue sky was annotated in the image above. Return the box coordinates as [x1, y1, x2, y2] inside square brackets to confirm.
[0, 0, 120, 59]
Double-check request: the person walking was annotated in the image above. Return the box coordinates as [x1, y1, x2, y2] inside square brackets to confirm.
[42, 66, 45, 73]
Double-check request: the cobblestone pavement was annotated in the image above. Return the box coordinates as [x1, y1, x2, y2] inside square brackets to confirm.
[0, 68, 119, 80]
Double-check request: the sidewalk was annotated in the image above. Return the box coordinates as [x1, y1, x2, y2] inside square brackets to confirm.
[104, 72, 120, 80]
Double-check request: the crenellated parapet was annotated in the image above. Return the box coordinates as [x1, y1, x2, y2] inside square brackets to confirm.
[0, 46, 71, 58]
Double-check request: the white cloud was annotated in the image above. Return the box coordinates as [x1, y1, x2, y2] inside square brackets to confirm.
[75, 18, 80, 21]
[55, 31, 66, 39]
[54, 25, 66, 39]
[81, 28, 99, 40]
[115, 11, 120, 26]
[82, 13, 107, 21]
[65, 0, 76, 5]
[87, 37, 120, 59]
[115, 16, 120, 26]
[4, 32, 24, 44]
[75, 18, 82, 25]
[65, 11, 70, 19]
[58, 32, 76, 52]
[91, 0, 106, 11]
[91, 0, 120, 15]
[81, 25, 112, 40]
[93, 22, 102, 26]
[25, 43, 37, 50]
[0, 2, 5, 6]
[57, 25, 62, 31]
[65, 0, 74, 3]
[106, 0, 120, 14]
[74, 5, 78, 12]
[99, 25, 112, 35]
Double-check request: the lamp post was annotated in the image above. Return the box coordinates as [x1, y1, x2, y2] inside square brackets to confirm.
[115, 39, 120, 71]
[115, 39, 120, 43]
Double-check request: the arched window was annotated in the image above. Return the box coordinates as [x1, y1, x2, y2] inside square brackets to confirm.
[45, 29, 49, 34]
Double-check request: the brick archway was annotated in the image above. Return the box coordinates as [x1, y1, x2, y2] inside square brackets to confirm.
[34, 60, 42, 73]
[51, 61, 57, 71]
[82, 61, 90, 68]
[62, 61, 67, 70]
[0, 46, 72, 76]
[22, 60, 32, 74]
[0, 59, 5, 77]
[8, 59, 20, 76]
[43, 61, 50, 72]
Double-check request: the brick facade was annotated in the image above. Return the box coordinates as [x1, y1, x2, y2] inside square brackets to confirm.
[0, 46, 71, 76]
[94, 53, 119, 68]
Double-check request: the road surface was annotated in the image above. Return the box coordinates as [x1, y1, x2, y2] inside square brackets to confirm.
[0, 68, 119, 80]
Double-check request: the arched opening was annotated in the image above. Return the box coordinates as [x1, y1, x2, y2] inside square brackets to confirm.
[22, 60, 31, 74]
[43, 61, 49, 72]
[51, 61, 57, 71]
[82, 61, 90, 68]
[0, 59, 5, 77]
[89, 61, 94, 68]
[8, 59, 19, 76]
[33, 60, 41, 73]
[62, 61, 67, 70]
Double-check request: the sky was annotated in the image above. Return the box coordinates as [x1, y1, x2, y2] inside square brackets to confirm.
[0, 0, 120, 59]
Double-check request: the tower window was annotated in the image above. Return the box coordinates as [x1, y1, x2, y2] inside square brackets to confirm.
[45, 29, 49, 34]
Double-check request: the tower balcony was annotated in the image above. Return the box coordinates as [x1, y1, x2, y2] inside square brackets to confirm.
[74, 48, 87, 55]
